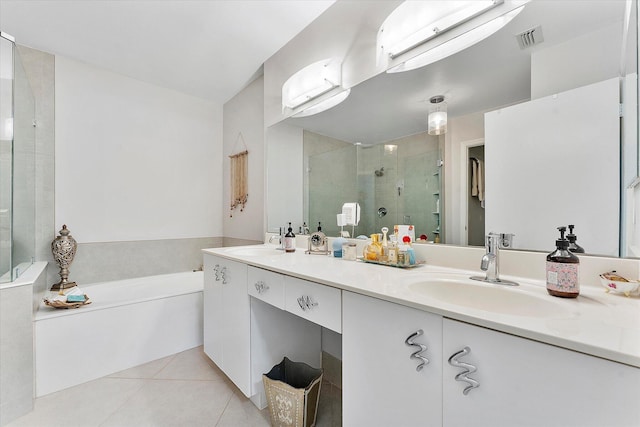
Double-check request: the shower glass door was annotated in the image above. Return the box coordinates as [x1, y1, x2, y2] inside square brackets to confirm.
[0, 34, 36, 283]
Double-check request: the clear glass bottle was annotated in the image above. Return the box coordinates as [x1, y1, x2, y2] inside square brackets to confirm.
[380, 227, 389, 262]
[388, 235, 398, 264]
[364, 234, 382, 261]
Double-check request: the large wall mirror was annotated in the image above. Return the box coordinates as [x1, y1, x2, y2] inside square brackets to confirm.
[267, 0, 639, 258]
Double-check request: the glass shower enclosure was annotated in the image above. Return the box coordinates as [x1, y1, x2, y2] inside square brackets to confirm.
[1, 32, 36, 283]
[305, 130, 442, 240]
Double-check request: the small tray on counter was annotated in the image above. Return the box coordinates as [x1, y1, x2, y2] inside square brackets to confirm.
[43, 295, 91, 309]
[358, 258, 425, 269]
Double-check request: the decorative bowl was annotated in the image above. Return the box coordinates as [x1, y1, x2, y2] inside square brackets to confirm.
[599, 272, 640, 297]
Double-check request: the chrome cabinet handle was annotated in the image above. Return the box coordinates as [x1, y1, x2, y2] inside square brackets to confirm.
[297, 295, 318, 311]
[254, 281, 270, 294]
[405, 329, 429, 371]
[448, 346, 479, 395]
[220, 267, 227, 284]
[213, 264, 220, 281]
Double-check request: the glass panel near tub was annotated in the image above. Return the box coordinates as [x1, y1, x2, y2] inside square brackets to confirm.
[0, 34, 36, 283]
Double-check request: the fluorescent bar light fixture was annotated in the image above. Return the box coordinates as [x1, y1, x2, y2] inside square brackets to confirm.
[292, 89, 351, 118]
[378, 1, 529, 73]
[282, 58, 350, 116]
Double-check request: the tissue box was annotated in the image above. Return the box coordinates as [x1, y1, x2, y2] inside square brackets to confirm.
[394, 225, 415, 243]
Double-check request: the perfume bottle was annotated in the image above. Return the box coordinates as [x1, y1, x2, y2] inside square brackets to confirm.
[380, 227, 389, 262]
[364, 234, 382, 261]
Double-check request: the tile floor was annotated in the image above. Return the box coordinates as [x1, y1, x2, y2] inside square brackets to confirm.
[8, 347, 342, 427]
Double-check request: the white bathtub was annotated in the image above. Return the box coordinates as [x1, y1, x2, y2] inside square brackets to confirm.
[34, 271, 203, 397]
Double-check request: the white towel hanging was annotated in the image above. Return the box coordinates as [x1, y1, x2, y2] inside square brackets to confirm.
[471, 158, 479, 197]
[477, 159, 484, 202]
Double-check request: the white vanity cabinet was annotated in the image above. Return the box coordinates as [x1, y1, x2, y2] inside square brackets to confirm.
[343, 291, 640, 427]
[342, 291, 444, 426]
[246, 266, 324, 409]
[203, 254, 251, 396]
[442, 318, 640, 427]
[284, 276, 342, 333]
[247, 265, 285, 309]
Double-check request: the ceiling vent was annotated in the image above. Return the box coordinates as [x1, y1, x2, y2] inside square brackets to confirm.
[516, 25, 544, 49]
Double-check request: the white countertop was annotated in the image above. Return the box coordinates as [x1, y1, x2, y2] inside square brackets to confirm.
[203, 245, 640, 368]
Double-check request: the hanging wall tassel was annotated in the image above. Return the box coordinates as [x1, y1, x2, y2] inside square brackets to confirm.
[229, 150, 249, 217]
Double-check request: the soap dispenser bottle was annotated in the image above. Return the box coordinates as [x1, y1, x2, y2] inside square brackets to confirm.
[546, 226, 580, 298]
[566, 224, 585, 253]
[284, 222, 296, 253]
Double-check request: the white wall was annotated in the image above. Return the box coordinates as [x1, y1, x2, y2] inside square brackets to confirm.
[55, 56, 222, 243]
[444, 112, 484, 245]
[531, 22, 622, 99]
[265, 122, 303, 232]
[485, 78, 620, 256]
[223, 76, 265, 241]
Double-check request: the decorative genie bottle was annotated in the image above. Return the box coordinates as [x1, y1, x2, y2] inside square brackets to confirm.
[51, 225, 77, 291]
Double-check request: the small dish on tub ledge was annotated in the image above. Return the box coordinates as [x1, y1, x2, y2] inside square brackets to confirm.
[599, 271, 640, 297]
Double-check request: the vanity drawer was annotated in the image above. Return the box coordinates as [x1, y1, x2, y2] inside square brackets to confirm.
[284, 276, 342, 333]
[248, 267, 285, 309]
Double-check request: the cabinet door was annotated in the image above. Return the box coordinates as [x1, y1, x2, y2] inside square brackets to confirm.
[203, 254, 250, 397]
[203, 254, 223, 366]
[219, 258, 250, 397]
[443, 318, 640, 427]
[343, 291, 443, 427]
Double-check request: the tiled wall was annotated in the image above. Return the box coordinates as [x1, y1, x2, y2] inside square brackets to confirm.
[307, 142, 357, 237]
[58, 237, 223, 287]
[0, 283, 34, 426]
[303, 131, 357, 237]
[0, 263, 46, 427]
[307, 130, 441, 239]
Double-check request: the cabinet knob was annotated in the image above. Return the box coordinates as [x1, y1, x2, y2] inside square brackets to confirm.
[297, 295, 318, 311]
[405, 329, 429, 371]
[448, 346, 479, 395]
[254, 281, 270, 294]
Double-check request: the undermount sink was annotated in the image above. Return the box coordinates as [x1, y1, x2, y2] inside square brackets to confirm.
[408, 277, 571, 318]
[223, 246, 284, 257]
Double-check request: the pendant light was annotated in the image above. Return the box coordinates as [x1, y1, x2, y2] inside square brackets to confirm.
[428, 96, 447, 135]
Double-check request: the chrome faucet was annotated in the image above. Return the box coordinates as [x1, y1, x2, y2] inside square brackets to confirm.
[268, 226, 286, 250]
[470, 232, 518, 286]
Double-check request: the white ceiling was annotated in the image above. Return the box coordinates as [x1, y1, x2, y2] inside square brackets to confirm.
[287, 0, 631, 144]
[0, 0, 335, 104]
